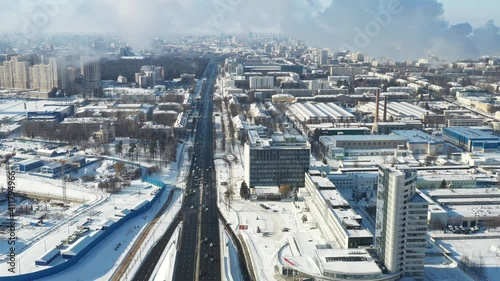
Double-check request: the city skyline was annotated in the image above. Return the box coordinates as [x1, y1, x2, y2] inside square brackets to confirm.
[0, 0, 499, 60]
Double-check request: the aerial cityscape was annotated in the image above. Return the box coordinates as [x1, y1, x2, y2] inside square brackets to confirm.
[1, 1, 500, 281]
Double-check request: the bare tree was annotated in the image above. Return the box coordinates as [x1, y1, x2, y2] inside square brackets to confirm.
[224, 186, 235, 211]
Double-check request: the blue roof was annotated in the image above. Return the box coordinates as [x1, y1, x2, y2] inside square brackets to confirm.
[18, 159, 44, 166]
[42, 162, 62, 169]
[444, 127, 500, 140]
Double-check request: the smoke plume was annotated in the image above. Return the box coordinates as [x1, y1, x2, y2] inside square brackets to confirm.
[0, 0, 499, 61]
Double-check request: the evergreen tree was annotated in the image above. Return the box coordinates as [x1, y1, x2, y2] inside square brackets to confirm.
[240, 181, 250, 200]
[439, 179, 447, 189]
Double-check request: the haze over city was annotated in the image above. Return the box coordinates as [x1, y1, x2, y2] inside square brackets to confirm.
[1, 0, 500, 60]
[1, 1, 500, 281]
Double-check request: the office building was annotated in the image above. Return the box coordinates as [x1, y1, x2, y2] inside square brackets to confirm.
[249, 76, 274, 89]
[376, 164, 427, 280]
[304, 172, 373, 249]
[330, 66, 364, 78]
[443, 110, 484, 127]
[244, 130, 310, 187]
[320, 135, 407, 151]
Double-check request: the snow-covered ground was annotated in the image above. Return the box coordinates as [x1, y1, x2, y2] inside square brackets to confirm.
[424, 255, 473, 281]
[34, 187, 181, 281]
[152, 224, 181, 281]
[216, 151, 326, 281]
[437, 238, 500, 281]
[1, 171, 101, 203]
[0, 137, 192, 279]
[0, 174, 157, 277]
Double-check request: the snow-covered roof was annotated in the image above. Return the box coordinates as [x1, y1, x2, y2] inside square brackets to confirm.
[62, 230, 104, 257]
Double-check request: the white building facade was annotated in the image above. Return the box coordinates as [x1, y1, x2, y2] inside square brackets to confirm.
[376, 165, 427, 280]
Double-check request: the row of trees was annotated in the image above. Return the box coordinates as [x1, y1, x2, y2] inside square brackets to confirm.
[114, 133, 177, 166]
[459, 255, 487, 281]
[237, 181, 298, 201]
[100, 56, 209, 82]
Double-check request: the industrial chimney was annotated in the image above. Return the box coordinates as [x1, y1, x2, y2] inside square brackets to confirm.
[374, 89, 380, 123]
[383, 95, 388, 122]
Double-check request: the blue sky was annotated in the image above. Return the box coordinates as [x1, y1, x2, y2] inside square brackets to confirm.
[439, 0, 500, 26]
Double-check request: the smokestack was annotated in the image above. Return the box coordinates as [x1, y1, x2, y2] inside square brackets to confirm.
[383, 95, 388, 122]
[374, 89, 380, 124]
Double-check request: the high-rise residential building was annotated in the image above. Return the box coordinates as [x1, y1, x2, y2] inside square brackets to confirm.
[0, 56, 71, 93]
[80, 56, 101, 90]
[29, 63, 56, 92]
[244, 129, 310, 188]
[376, 164, 428, 281]
[135, 65, 164, 88]
[235, 64, 244, 76]
[0, 66, 4, 88]
[0, 57, 19, 89]
[30, 65, 42, 91]
[63, 67, 79, 91]
[0, 57, 31, 90]
[5, 57, 17, 89]
[14, 61, 30, 89]
[320, 49, 329, 65]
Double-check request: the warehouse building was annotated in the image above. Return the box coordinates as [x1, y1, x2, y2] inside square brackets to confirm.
[11, 159, 44, 172]
[443, 127, 500, 152]
[392, 130, 445, 155]
[27, 104, 75, 123]
[287, 102, 355, 126]
[358, 102, 445, 125]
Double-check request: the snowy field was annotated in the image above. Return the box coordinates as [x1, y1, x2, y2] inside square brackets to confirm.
[38, 189, 182, 281]
[438, 238, 500, 281]
[0, 175, 157, 277]
[0, 144, 188, 279]
[424, 255, 473, 281]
